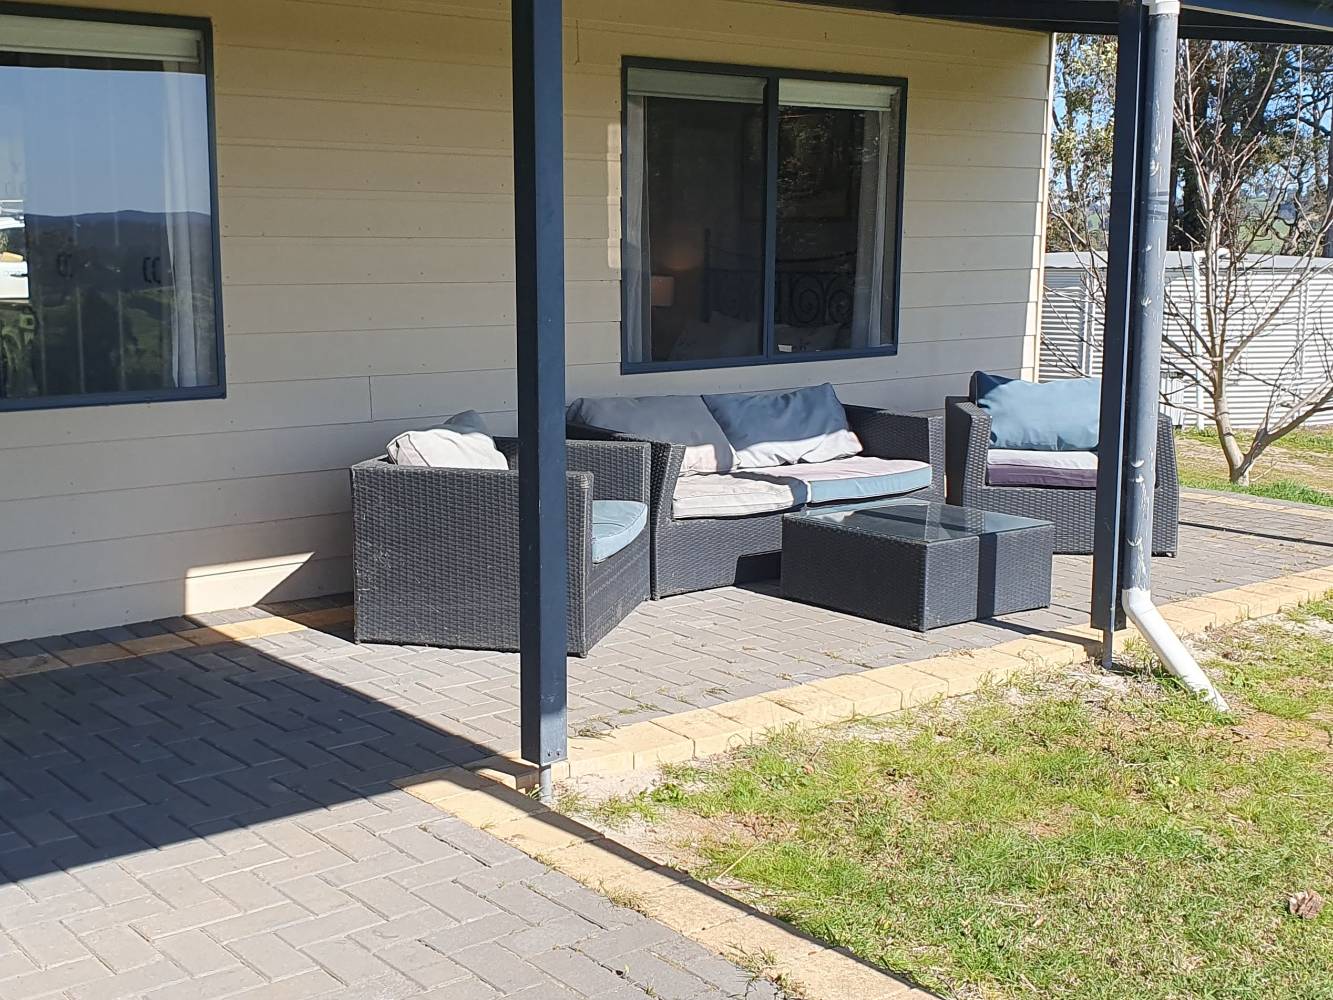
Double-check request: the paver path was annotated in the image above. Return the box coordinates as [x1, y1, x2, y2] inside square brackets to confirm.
[0, 490, 1327, 999]
[0, 640, 782, 999]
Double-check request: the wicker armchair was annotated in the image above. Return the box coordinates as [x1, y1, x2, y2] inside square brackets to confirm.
[569, 405, 944, 598]
[351, 439, 650, 656]
[944, 396, 1179, 556]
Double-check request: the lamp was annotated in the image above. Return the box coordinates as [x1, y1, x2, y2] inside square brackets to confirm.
[650, 275, 675, 309]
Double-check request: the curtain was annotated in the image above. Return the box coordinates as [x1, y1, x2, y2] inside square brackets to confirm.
[851, 110, 892, 349]
[623, 94, 651, 364]
[162, 62, 208, 388]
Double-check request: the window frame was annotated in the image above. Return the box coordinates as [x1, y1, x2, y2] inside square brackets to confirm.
[619, 56, 908, 375]
[0, 1, 225, 412]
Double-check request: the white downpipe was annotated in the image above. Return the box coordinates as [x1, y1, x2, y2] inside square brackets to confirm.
[1121, 587, 1230, 711]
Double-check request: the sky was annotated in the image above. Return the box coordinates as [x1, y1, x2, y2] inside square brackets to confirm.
[0, 64, 212, 217]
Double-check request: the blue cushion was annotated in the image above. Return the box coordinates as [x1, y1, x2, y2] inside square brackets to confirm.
[973, 372, 1101, 451]
[591, 500, 648, 564]
[804, 464, 933, 504]
[702, 384, 861, 469]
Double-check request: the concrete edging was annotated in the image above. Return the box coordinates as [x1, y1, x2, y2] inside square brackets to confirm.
[0, 608, 354, 677]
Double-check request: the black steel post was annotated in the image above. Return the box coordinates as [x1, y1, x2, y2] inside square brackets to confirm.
[1121, 0, 1180, 595]
[512, 0, 569, 785]
[1091, 0, 1148, 654]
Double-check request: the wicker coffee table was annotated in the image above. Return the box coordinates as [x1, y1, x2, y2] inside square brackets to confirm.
[781, 500, 1055, 631]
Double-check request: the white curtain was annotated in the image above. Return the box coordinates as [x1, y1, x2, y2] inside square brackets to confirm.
[162, 63, 210, 388]
[851, 109, 892, 349]
[623, 95, 650, 364]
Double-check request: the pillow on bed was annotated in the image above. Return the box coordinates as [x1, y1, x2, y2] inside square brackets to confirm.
[669, 312, 760, 362]
[973, 372, 1100, 452]
[775, 323, 842, 354]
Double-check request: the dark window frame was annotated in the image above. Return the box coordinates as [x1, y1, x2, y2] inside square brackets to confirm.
[0, 1, 225, 412]
[619, 56, 909, 375]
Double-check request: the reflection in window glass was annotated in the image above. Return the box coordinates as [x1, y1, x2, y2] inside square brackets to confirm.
[625, 69, 767, 365]
[622, 64, 904, 370]
[776, 80, 901, 356]
[0, 14, 219, 407]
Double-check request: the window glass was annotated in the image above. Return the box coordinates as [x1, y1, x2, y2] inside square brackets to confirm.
[623, 65, 904, 370]
[625, 68, 767, 365]
[776, 80, 900, 355]
[0, 14, 219, 407]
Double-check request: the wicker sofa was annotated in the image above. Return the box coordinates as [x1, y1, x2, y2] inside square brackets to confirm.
[945, 395, 1179, 556]
[568, 391, 944, 598]
[351, 438, 650, 655]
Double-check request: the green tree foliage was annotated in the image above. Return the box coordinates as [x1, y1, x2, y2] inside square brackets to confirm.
[1049, 34, 1117, 253]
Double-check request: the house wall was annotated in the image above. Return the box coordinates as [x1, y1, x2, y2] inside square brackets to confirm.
[0, 0, 1054, 642]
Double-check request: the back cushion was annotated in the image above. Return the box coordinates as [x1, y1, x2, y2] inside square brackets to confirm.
[702, 383, 862, 469]
[386, 410, 510, 469]
[567, 394, 736, 475]
[974, 372, 1101, 451]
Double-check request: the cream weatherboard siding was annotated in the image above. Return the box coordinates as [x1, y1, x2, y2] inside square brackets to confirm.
[0, 0, 1054, 642]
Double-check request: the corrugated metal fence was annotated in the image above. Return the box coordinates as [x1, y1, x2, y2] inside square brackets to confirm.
[1041, 252, 1333, 428]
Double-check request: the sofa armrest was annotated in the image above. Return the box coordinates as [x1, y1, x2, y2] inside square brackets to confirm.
[567, 440, 650, 504]
[351, 460, 595, 569]
[944, 396, 991, 504]
[493, 436, 648, 505]
[567, 421, 685, 528]
[566, 421, 633, 444]
[843, 404, 944, 497]
[1156, 412, 1179, 490]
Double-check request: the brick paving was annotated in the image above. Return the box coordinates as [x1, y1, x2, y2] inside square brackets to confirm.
[0, 490, 1328, 999]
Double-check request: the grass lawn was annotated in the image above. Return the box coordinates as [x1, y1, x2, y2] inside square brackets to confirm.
[1176, 427, 1333, 507]
[565, 600, 1333, 1000]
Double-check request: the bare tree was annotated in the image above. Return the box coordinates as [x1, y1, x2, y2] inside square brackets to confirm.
[1045, 38, 1333, 485]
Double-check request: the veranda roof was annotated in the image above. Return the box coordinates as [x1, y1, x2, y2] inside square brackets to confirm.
[804, 0, 1333, 41]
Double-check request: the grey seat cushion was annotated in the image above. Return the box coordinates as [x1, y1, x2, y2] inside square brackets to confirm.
[591, 500, 648, 563]
[568, 394, 736, 475]
[671, 457, 930, 520]
[987, 448, 1098, 488]
[702, 383, 862, 469]
[746, 457, 933, 504]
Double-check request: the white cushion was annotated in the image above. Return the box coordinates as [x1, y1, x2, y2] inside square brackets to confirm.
[671, 473, 802, 520]
[568, 394, 736, 476]
[703, 383, 861, 469]
[386, 411, 508, 470]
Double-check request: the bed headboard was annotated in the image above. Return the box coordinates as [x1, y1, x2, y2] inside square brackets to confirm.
[700, 235, 855, 330]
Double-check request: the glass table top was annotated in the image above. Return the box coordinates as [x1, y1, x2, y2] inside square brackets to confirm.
[789, 500, 1050, 543]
